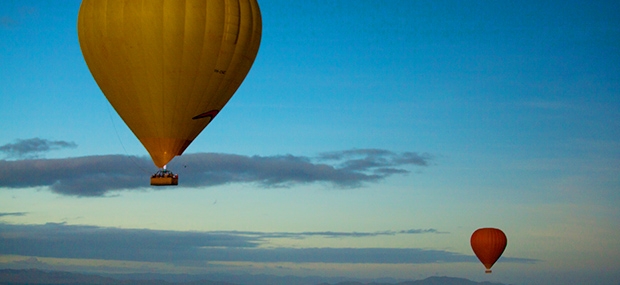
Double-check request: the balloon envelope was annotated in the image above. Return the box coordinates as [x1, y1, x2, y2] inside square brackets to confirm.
[78, 0, 262, 168]
[470, 228, 507, 273]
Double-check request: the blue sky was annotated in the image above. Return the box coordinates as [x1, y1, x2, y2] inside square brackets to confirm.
[1, 1, 619, 284]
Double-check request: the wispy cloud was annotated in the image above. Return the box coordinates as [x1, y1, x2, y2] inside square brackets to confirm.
[1, 5, 38, 28]
[0, 16, 16, 28]
[0, 149, 432, 197]
[208, 228, 446, 239]
[519, 100, 575, 110]
[0, 212, 27, 217]
[0, 138, 77, 159]
[0, 223, 534, 265]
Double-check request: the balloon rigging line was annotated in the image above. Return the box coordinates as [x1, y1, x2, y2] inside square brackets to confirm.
[106, 103, 151, 175]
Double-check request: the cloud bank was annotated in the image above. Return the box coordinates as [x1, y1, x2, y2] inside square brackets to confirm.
[0, 16, 16, 28]
[0, 149, 431, 197]
[0, 212, 27, 217]
[0, 223, 535, 265]
[0, 138, 77, 159]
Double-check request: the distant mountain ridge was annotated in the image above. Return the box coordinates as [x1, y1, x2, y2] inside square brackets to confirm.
[0, 269, 507, 285]
[317, 276, 507, 285]
[0, 269, 236, 285]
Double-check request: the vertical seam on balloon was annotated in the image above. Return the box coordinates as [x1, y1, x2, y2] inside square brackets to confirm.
[214, 0, 233, 103]
[234, 0, 241, 44]
[149, 0, 162, 166]
[142, 0, 162, 164]
[189, 0, 218, 133]
[215, 0, 242, 108]
[248, 0, 261, 77]
[123, 0, 143, 154]
[180, 0, 194, 146]
[139, 1, 156, 155]
[185, 0, 208, 143]
[231, 0, 248, 90]
[201, 0, 230, 117]
[159, 0, 166, 163]
[172, 0, 188, 151]
[230, 0, 257, 100]
[185, 0, 207, 129]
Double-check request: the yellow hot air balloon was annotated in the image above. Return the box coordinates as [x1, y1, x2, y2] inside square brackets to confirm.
[77, 0, 262, 185]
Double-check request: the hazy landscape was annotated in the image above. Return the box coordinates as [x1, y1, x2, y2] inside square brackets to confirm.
[0, 269, 508, 285]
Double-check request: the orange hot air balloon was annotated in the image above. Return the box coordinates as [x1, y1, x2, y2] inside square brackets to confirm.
[470, 228, 507, 273]
[77, 0, 262, 185]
